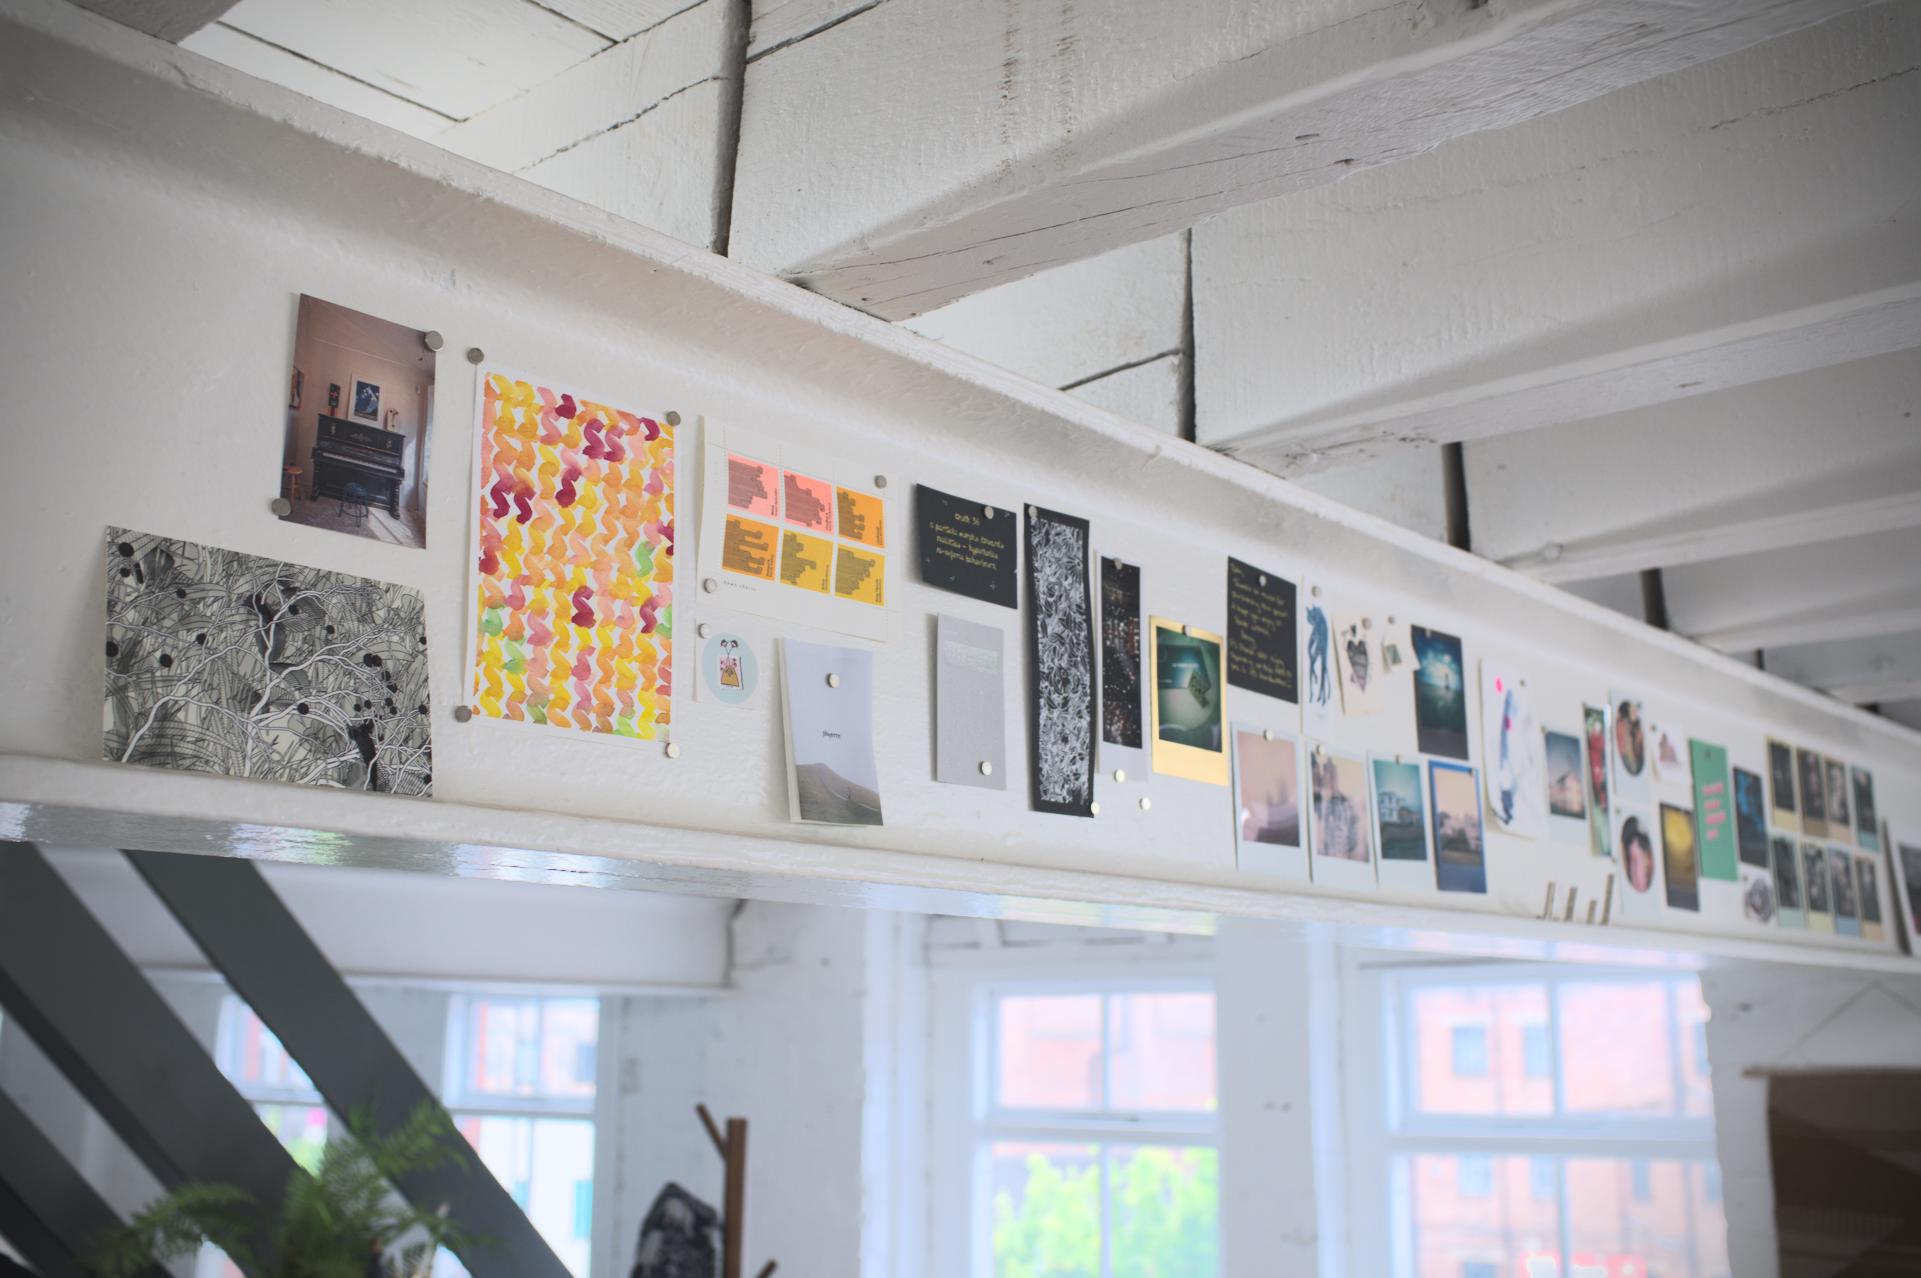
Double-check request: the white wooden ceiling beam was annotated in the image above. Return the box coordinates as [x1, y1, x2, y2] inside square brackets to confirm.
[1763, 635, 1921, 707]
[1695, 593, 1921, 656]
[1654, 527, 1921, 649]
[68, 0, 237, 42]
[728, 0, 1875, 320]
[1192, 5, 1921, 474]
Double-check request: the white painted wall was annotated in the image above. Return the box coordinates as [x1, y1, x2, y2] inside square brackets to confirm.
[2, 2, 1919, 979]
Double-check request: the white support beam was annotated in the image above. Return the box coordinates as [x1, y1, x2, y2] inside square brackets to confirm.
[1695, 592, 1921, 656]
[1655, 526, 1921, 650]
[1464, 350, 1921, 582]
[1193, 5, 1921, 474]
[729, 0, 1876, 320]
[1764, 635, 1921, 706]
[68, 0, 236, 43]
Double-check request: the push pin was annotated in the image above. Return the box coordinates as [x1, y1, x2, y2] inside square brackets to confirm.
[453, 705, 474, 723]
[466, 347, 485, 365]
[979, 761, 993, 777]
[874, 474, 888, 489]
[270, 497, 292, 517]
[698, 623, 712, 638]
[1027, 505, 1037, 518]
[1139, 797, 1152, 812]
[423, 331, 445, 352]
[1089, 801, 1101, 816]
[1113, 769, 1127, 783]
[666, 411, 682, 426]
[1263, 729, 1273, 741]
[664, 742, 681, 759]
[983, 505, 995, 518]
[1258, 573, 1268, 586]
[826, 673, 841, 689]
[702, 578, 718, 594]
[1311, 585, 1323, 599]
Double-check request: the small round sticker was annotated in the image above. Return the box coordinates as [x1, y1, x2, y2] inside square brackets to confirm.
[702, 632, 759, 706]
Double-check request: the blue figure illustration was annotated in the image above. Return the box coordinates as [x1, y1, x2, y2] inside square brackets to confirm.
[1306, 605, 1331, 709]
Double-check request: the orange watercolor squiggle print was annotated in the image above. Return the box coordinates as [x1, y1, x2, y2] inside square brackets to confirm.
[471, 371, 674, 738]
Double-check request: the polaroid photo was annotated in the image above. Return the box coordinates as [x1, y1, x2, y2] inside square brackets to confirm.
[1771, 833, 1804, 930]
[1802, 842, 1833, 933]
[1766, 738, 1798, 827]
[1609, 689, 1653, 807]
[1857, 854, 1885, 944]
[1231, 723, 1309, 882]
[1429, 760, 1486, 895]
[1412, 627, 1470, 762]
[1372, 754, 1435, 895]
[1829, 843, 1860, 938]
[1823, 759, 1853, 843]
[1661, 804, 1700, 913]
[1649, 722, 1690, 788]
[1583, 704, 1612, 858]
[1480, 662, 1546, 839]
[1892, 834, 1921, 953]
[1614, 806, 1664, 923]
[1309, 743, 1376, 892]
[1796, 748, 1829, 839]
[1544, 727, 1588, 845]
[1852, 766, 1879, 853]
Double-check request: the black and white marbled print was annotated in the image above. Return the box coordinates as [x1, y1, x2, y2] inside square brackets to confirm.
[102, 527, 432, 795]
[1025, 507, 1095, 816]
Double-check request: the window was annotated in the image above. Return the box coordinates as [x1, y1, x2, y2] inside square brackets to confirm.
[947, 980, 1219, 1278]
[443, 996, 599, 1278]
[214, 997, 330, 1172]
[1383, 968, 1730, 1278]
[1450, 1025, 1489, 1077]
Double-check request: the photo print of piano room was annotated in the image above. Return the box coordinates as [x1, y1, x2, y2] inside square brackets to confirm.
[281, 293, 434, 549]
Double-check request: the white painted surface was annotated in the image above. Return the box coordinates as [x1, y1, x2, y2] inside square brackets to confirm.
[179, 21, 455, 137]
[1657, 526, 1921, 649]
[1194, 6, 1921, 473]
[1763, 632, 1921, 706]
[1465, 350, 1921, 579]
[40, 847, 734, 989]
[730, 0, 1878, 318]
[545, 0, 700, 41]
[1699, 962, 1921, 1278]
[1291, 448, 1451, 545]
[1, 0, 1919, 975]
[1067, 353, 1184, 438]
[68, 0, 235, 42]
[216, 0, 610, 120]
[744, 0, 871, 59]
[902, 236, 1186, 391]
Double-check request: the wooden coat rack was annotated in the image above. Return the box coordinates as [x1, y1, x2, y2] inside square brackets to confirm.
[696, 1104, 777, 1278]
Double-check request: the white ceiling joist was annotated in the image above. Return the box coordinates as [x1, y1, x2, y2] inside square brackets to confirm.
[1192, 5, 1921, 475]
[1764, 635, 1921, 707]
[1654, 525, 1921, 645]
[728, 0, 1876, 320]
[1696, 592, 1921, 656]
[68, 0, 236, 42]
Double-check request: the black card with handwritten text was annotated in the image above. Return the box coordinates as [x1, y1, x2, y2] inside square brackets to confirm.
[915, 484, 1017, 608]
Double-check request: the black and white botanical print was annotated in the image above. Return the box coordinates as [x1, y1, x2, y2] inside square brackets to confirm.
[1026, 507, 1095, 816]
[103, 527, 432, 795]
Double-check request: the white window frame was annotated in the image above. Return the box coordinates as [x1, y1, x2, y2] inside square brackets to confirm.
[1338, 957, 1723, 1278]
[929, 960, 1219, 1278]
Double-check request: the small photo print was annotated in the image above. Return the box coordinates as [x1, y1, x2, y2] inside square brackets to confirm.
[281, 294, 434, 549]
[1858, 857, 1882, 927]
[1803, 844, 1830, 915]
[1155, 624, 1225, 753]
[1824, 758, 1852, 833]
[1771, 835, 1801, 912]
[1311, 748, 1372, 863]
[1334, 614, 1383, 716]
[1829, 847, 1858, 921]
[1411, 626, 1469, 761]
[1234, 728, 1302, 850]
[1797, 748, 1828, 836]
[1767, 738, 1797, 822]
[1852, 766, 1879, 852]
[1611, 690, 1650, 805]
[1584, 704, 1611, 857]
[1660, 804, 1700, 912]
[1430, 761, 1486, 894]
[1742, 868, 1776, 925]
[1545, 730, 1587, 820]
[1619, 811, 1658, 898]
[1732, 768, 1769, 869]
[1371, 757, 1429, 863]
[1901, 844, 1921, 937]
[780, 639, 882, 826]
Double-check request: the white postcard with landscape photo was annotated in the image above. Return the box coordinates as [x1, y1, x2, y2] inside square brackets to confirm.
[780, 638, 883, 826]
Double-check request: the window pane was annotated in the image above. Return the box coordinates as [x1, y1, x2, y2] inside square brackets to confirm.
[254, 1103, 328, 1173]
[1108, 992, 1217, 1112]
[1675, 981, 1714, 1117]
[1558, 982, 1677, 1116]
[218, 1000, 316, 1096]
[1565, 1157, 1731, 1278]
[997, 995, 1102, 1110]
[1406, 1154, 1561, 1278]
[1408, 985, 1552, 1116]
[459, 997, 599, 1105]
[456, 1115, 594, 1277]
[1109, 1145, 1219, 1278]
[991, 1142, 1099, 1278]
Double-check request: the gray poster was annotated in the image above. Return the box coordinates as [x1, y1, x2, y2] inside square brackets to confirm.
[935, 614, 1007, 790]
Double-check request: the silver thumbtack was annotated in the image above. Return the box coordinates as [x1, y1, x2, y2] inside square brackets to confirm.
[1139, 797, 1152, 812]
[983, 505, 995, 518]
[698, 623, 712, 638]
[874, 475, 888, 489]
[1363, 617, 1373, 630]
[702, 578, 718, 593]
[1311, 585, 1323, 599]
[826, 673, 841, 689]
[270, 497, 292, 516]
[453, 705, 473, 723]
[1540, 882, 1558, 919]
[1562, 887, 1580, 922]
[1089, 801, 1101, 816]
[666, 411, 682, 426]
[423, 331, 444, 351]
[664, 742, 681, 759]
[1386, 614, 1396, 625]
[1263, 729, 1273, 741]
[1027, 505, 1037, 518]
[1258, 573, 1268, 586]
[979, 761, 993, 777]
[466, 347, 484, 365]
[1113, 769, 1127, 783]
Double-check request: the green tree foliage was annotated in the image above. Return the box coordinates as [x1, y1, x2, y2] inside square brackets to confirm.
[994, 1148, 1219, 1278]
[93, 1102, 483, 1278]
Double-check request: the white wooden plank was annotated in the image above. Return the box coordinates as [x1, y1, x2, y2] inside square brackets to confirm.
[1658, 527, 1921, 647]
[521, 78, 730, 248]
[542, 0, 698, 40]
[902, 235, 1186, 390]
[1291, 449, 1450, 546]
[1696, 594, 1921, 655]
[436, 0, 729, 173]
[1465, 348, 1921, 579]
[1066, 353, 1183, 439]
[730, 0, 1879, 319]
[746, 0, 873, 59]
[69, 0, 236, 42]
[218, 0, 608, 119]
[181, 23, 454, 138]
[1766, 635, 1921, 706]
[1194, 6, 1921, 473]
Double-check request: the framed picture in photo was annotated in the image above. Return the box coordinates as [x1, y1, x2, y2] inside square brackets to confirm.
[350, 374, 382, 423]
